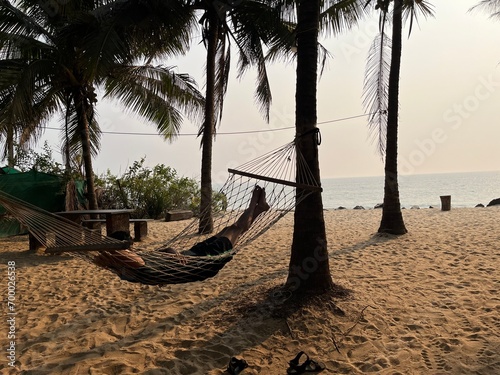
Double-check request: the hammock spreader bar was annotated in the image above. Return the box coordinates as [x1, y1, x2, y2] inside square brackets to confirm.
[228, 168, 323, 193]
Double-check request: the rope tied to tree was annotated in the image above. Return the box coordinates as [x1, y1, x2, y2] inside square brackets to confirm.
[296, 127, 321, 145]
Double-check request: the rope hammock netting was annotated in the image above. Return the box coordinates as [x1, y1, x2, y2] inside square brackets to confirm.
[0, 138, 322, 285]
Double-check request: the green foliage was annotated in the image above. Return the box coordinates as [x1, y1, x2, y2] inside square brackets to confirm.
[6, 141, 226, 218]
[13, 142, 65, 175]
[97, 158, 226, 219]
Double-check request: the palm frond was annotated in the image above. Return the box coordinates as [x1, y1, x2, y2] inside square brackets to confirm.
[17, 83, 64, 149]
[221, 0, 295, 121]
[214, 38, 231, 126]
[91, 0, 195, 60]
[0, 1, 54, 44]
[318, 42, 333, 79]
[0, 64, 63, 153]
[0, 60, 26, 88]
[0, 31, 54, 61]
[402, 0, 434, 36]
[102, 64, 204, 140]
[469, 0, 500, 19]
[231, 0, 295, 49]
[0, 58, 62, 125]
[64, 12, 132, 81]
[264, 24, 296, 65]
[320, 0, 369, 36]
[265, 0, 297, 21]
[228, 3, 279, 121]
[61, 101, 101, 159]
[253, 54, 272, 122]
[362, 31, 391, 156]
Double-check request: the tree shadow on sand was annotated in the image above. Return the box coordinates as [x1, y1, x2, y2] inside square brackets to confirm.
[16, 265, 355, 374]
[332, 232, 400, 257]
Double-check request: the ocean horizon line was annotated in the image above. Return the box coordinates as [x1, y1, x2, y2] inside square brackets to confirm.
[320, 170, 500, 209]
[321, 169, 500, 181]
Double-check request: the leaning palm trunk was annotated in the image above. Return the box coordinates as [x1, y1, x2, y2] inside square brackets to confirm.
[378, 0, 407, 234]
[198, 11, 220, 234]
[286, 0, 333, 294]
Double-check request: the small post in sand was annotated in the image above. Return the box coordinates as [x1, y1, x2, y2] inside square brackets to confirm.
[440, 195, 451, 211]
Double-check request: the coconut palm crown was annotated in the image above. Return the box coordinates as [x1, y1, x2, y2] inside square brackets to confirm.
[0, 0, 204, 209]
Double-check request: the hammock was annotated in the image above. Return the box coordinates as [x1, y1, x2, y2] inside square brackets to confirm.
[0, 139, 321, 285]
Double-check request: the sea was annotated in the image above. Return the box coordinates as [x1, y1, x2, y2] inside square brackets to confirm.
[320, 170, 500, 210]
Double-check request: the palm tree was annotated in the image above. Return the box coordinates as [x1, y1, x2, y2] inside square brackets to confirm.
[363, 0, 433, 234]
[192, 0, 294, 233]
[283, 0, 366, 294]
[0, 0, 203, 210]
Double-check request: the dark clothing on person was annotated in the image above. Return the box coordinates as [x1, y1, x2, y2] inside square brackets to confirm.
[187, 236, 233, 256]
[114, 236, 234, 285]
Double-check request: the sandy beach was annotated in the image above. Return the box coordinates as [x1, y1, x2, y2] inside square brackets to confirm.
[1, 207, 499, 374]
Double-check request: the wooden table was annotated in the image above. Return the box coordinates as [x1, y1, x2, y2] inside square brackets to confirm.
[56, 209, 135, 237]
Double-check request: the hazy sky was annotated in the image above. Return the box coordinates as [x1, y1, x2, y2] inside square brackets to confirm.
[36, 0, 499, 182]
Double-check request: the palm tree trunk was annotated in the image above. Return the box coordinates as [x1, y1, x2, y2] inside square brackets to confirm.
[6, 124, 14, 168]
[378, 0, 407, 234]
[64, 103, 72, 174]
[198, 10, 219, 234]
[285, 0, 333, 294]
[74, 90, 98, 211]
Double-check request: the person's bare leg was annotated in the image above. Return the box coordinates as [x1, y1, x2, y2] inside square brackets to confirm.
[94, 249, 145, 269]
[216, 185, 269, 244]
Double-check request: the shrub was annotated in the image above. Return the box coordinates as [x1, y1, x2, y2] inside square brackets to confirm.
[97, 158, 226, 219]
[13, 142, 65, 175]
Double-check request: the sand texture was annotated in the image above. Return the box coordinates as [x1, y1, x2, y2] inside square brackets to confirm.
[1, 208, 499, 374]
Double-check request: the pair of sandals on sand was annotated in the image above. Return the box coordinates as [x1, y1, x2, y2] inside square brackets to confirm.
[226, 351, 325, 374]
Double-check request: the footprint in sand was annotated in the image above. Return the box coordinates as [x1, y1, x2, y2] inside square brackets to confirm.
[363, 323, 383, 341]
[420, 337, 456, 372]
[476, 340, 500, 367]
[420, 348, 448, 372]
[479, 312, 500, 333]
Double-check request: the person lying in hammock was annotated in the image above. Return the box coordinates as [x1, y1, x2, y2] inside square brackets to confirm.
[93, 185, 270, 285]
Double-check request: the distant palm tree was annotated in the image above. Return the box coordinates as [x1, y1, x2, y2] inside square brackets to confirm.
[0, 0, 203, 209]
[193, 0, 294, 233]
[363, 0, 433, 234]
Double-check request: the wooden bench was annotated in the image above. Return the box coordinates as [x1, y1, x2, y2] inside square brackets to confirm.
[165, 210, 193, 222]
[81, 218, 152, 241]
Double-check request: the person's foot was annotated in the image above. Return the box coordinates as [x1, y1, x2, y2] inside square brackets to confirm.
[254, 187, 270, 217]
[250, 185, 263, 206]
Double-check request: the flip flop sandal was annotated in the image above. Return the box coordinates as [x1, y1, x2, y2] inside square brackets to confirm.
[301, 358, 326, 373]
[287, 352, 326, 374]
[288, 351, 308, 369]
[226, 356, 248, 375]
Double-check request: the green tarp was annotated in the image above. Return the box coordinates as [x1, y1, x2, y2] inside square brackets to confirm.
[0, 169, 66, 237]
[0, 167, 20, 175]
